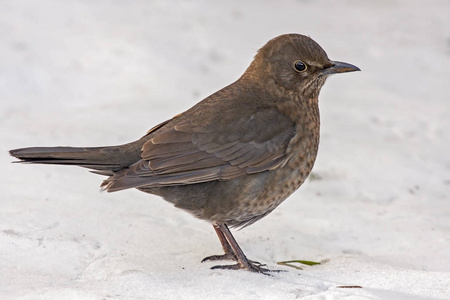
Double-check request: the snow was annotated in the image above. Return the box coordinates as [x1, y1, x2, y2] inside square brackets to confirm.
[1, 0, 450, 299]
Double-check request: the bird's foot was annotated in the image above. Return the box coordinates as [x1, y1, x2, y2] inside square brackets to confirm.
[201, 252, 237, 263]
[210, 259, 284, 275]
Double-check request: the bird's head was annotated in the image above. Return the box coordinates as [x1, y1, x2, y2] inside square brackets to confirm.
[243, 34, 360, 98]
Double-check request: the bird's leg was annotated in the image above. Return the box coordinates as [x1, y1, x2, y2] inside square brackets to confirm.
[201, 224, 237, 262]
[209, 224, 271, 274]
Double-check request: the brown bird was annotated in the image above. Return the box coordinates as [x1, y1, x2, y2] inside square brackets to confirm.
[9, 34, 359, 274]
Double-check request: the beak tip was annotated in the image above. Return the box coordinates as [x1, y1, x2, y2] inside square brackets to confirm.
[328, 61, 360, 74]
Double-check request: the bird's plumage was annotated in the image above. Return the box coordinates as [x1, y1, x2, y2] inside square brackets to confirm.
[9, 33, 359, 273]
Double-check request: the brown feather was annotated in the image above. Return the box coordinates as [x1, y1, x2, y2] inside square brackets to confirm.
[103, 107, 295, 191]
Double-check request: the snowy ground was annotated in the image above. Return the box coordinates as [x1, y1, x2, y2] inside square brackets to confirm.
[1, 0, 450, 299]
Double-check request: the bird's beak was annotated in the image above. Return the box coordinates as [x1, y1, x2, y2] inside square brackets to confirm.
[322, 61, 360, 75]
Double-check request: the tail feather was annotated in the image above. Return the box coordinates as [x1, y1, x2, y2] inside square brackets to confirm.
[10, 141, 145, 173]
[10, 147, 119, 170]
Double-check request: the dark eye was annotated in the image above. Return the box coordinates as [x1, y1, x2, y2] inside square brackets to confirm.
[293, 60, 307, 72]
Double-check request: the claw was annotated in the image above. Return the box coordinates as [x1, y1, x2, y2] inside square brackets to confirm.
[210, 261, 279, 274]
[201, 252, 237, 263]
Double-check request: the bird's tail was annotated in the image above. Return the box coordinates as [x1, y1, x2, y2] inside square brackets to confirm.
[9, 141, 145, 175]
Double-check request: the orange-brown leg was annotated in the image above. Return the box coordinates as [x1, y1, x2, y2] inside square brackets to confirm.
[201, 224, 237, 262]
[204, 224, 273, 274]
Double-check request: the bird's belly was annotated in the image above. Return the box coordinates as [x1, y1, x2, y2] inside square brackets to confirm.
[143, 147, 317, 228]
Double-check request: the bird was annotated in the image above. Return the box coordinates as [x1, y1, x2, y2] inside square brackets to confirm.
[9, 33, 359, 274]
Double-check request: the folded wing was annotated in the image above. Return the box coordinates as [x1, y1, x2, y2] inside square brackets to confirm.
[103, 108, 295, 192]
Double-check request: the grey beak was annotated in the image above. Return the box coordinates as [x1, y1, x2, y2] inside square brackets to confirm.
[323, 61, 360, 75]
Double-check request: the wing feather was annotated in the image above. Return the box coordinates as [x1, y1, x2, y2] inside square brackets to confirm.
[103, 107, 295, 191]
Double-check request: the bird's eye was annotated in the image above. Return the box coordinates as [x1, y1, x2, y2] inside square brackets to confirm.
[293, 60, 307, 72]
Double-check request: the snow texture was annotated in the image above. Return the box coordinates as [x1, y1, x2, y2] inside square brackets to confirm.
[1, 0, 449, 299]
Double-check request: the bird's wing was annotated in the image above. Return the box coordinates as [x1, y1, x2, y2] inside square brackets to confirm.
[103, 107, 294, 191]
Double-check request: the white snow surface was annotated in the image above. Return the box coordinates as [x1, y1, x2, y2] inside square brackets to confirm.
[1, 1, 450, 299]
